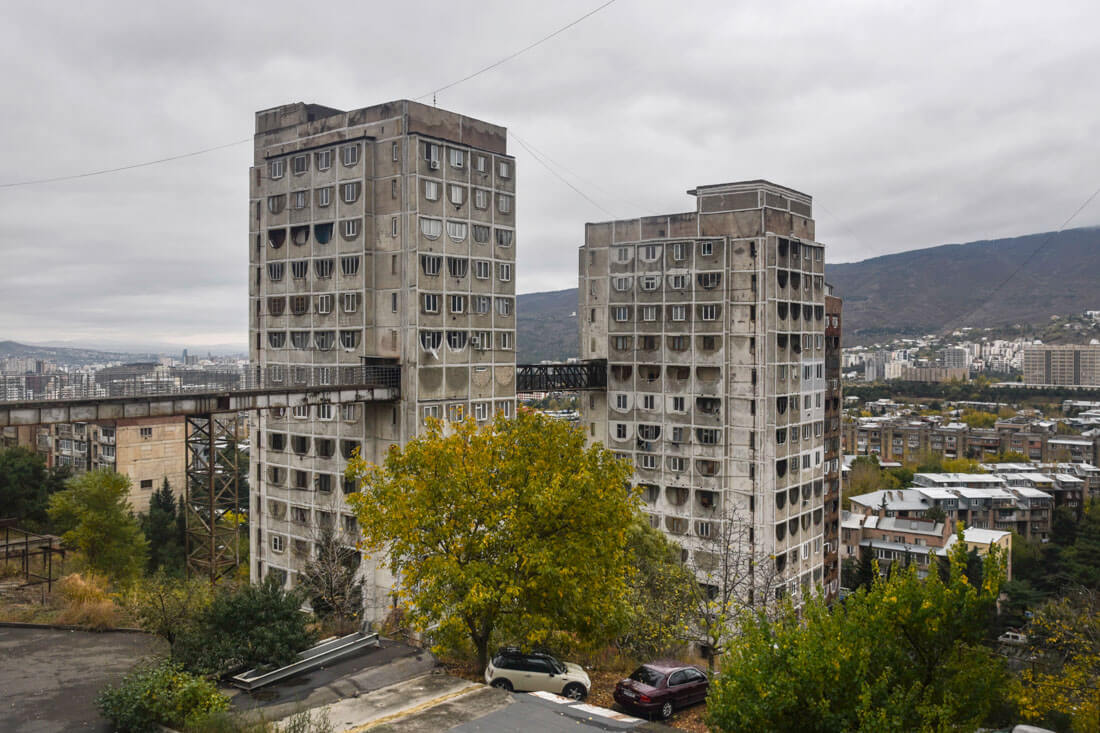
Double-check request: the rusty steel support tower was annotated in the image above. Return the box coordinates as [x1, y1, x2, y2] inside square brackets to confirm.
[185, 413, 242, 581]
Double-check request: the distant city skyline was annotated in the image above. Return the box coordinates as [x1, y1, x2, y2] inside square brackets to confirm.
[2, 1, 1099, 345]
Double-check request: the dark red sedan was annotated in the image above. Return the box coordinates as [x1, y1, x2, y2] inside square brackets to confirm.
[613, 662, 709, 719]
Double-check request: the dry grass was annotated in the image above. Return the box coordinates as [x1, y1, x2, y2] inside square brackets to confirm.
[0, 571, 129, 630]
[440, 654, 709, 731]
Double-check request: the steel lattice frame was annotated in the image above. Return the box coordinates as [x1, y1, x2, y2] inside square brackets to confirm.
[185, 413, 241, 580]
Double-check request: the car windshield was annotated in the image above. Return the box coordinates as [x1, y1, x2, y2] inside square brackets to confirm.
[629, 666, 664, 686]
[549, 658, 566, 674]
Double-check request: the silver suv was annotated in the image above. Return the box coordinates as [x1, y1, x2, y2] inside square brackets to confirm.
[484, 648, 590, 700]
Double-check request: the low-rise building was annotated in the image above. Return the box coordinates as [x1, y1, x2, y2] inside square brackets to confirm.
[840, 511, 1011, 580]
[848, 477, 1052, 542]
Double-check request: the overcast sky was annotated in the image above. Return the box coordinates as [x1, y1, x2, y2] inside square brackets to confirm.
[2, 0, 1098, 352]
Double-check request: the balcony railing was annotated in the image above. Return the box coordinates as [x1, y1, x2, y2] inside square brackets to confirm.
[0, 364, 400, 404]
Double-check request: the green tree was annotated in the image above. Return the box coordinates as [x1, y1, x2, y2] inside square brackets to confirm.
[0, 446, 70, 529]
[707, 530, 1009, 732]
[121, 570, 213, 646]
[346, 410, 638, 669]
[615, 518, 695, 660]
[986, 450, 1030, 463]
[1014, 588, 1100, 732]
[171, 575, 316, 676]
[140, 479, 184, 575]
[1060, 500, 1100, 589]
[960, 410, 998, 429]
[48, 469, 147, 583]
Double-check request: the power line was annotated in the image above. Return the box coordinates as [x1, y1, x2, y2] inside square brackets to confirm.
[0, 138, 251, 189]
[416, 0, 619, 102]
[942, 182, 1100, 333]
[509, 130, 658, 213]
[508, 130, 617, 218]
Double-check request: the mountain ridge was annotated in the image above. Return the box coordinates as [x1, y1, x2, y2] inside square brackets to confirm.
[515, 226, 1100, 359]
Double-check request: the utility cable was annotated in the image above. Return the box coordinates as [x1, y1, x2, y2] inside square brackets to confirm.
[0, 138, 250, 189]
[415, 0, 619, 102]
[941, 182, 1100, 334]
[508, 130, 617, 218]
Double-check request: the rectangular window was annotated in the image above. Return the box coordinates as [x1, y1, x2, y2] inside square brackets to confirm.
[700, 241, 714, 256]
[291, 190, 307, 209]
[613, 306, 629, 322]
[616, 247, 630, 262]
[424, 180, 440, 201]
[474, 295, 491, 314]
[316, 149, 332, 170]
[449, 184, 465, 206]
[474, 189, 489, 209]
[292, 155, 308, 174]
[423, 294, 440, 313]
[642, 395, 655, 410]
[140, 427, 153, 439]
[672, 396, 685, 411]
[391, 217, 398, 237]
[498, 263, 512, 282]
[475, 260, 491, 279]
[424, 142, 440, 167]
[422, 405, 442, 423]
[474, 402, 489, 421]
[271, 535, 285, 553]
[700, 304, 719, 321]
[497, 194, 512, 213]
[449, 148, 465, 168]
[269, 159, 285, 179]
[473, 330, 492, 350]
[498, 160, 512, 178]
[391, 142, 399, 161]
[448, 404, 465, 422]
[449, 295, 466, 314]
[476, 155, 487, 173]
[314, 259, 334, 278]
[341, 256, 360, 276]
[342, 144, 359, 166]
[316, 294, 333, 314]
[317, 187, 332, 207]
[672, 242, 687, 260]
[343, 219, 359, 238]
[342, 293, 360, 313]
[670, 305, 687, 322]
[499, 332, 513, 350]
[614, 394, 628, 410]
[341, 182, 360, 203]
[641, 305, 659, 322]
[495, 297, 513, 316]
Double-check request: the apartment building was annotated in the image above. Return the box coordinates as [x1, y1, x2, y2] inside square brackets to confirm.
[823, 293, 843, 597]
[850, 476, 1053, 542]
[249, 101, 516, 618]
[579, 180, 829, 602]
[6, 418, 186, 513]
[840, 512, 1011, 580]
[844, 415, 1100, 469]
[1023, 344, 1100, 386]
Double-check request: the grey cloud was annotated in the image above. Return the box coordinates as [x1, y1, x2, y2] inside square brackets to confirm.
[1, 0, 1099, 349]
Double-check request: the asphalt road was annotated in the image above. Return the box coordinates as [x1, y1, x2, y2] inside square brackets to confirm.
[0, 625, 166, 733]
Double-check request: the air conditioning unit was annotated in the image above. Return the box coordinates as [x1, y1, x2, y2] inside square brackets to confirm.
[429, 159, 440, 170]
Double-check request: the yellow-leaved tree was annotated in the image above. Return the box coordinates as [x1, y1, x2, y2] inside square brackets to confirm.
[346, 409, 638, 669]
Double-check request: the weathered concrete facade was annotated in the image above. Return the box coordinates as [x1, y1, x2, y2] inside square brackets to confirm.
[579, 180, 828, 601]
[823, 293, 843, 598]
[249, 101, 517, 618]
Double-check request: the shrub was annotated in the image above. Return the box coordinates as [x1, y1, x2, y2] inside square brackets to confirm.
[96, 661, 229, 733]
[121, 571, 213, 645]
[172, 575, 316, 676]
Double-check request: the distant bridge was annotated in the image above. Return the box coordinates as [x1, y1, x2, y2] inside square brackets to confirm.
[515, 360, 607, 393]
[0, 363, 399, 581]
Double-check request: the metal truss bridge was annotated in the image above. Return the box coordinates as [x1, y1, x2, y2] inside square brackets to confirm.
[0, 364, 399, 581]
[515, 360, 607, 393]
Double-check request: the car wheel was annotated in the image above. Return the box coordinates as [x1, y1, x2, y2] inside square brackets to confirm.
[659, 701, 674, 720]
[562, 683, 586, 701]
[490, 678, 513, 691]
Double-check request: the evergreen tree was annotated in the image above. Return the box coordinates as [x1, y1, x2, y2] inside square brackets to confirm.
[141, 479, 184, 574]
